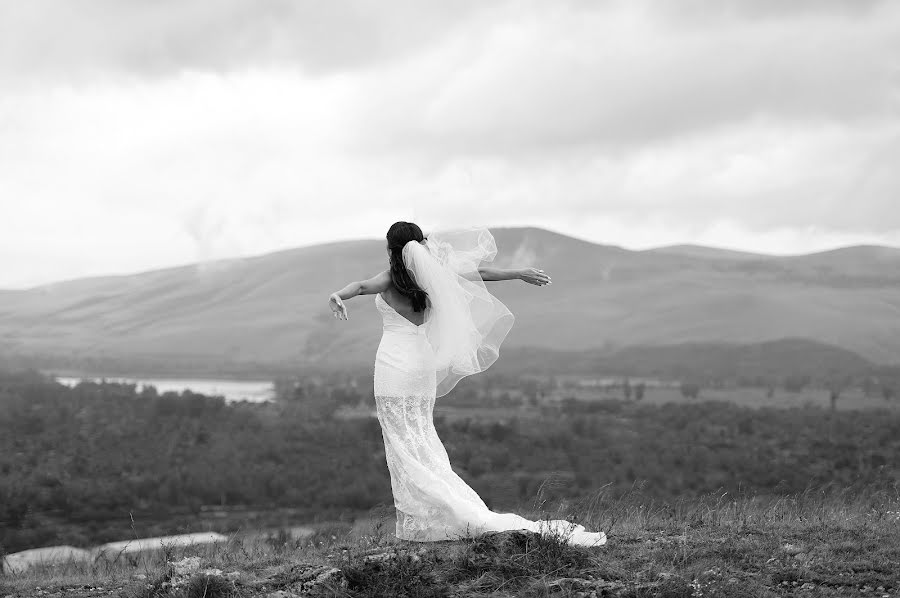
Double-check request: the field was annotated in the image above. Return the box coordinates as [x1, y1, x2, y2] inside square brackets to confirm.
[2, 490, 899, 597]
[420, 383, 900, 425]
[551, 385, 900, 411]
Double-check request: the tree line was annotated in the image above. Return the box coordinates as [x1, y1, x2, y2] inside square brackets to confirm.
[1, 369, 898, 553]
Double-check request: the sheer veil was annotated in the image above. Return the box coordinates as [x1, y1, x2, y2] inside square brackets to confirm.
[402, 227, 515, 398]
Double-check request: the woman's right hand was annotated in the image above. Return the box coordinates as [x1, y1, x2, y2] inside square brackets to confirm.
[329, 293, 348, 320]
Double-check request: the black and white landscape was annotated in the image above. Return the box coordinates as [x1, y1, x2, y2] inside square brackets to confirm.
[2, 1, 899, 596]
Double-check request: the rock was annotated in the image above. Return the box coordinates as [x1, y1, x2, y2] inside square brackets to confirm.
[170, 556, 201, 576]
[547, 577, 592, 591]
[200, 568, 223, 577]
[362, 552, 395, 563]
[308, 566, 343, 590]
[278, 565, 344, 594]
[359, 547, 423, 564]
[592, 579, 629, 594]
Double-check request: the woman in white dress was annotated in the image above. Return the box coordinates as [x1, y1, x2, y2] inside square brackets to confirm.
[328, 222, 606, 547]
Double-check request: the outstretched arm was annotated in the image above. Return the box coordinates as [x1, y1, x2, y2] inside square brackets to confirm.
[328, 270, 391, 321]
[478, 266, 551, 286]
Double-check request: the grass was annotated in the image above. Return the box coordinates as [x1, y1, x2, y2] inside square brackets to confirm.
[2, 487, 899, 597]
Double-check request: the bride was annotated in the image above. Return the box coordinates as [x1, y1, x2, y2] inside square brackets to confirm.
[328, 222, 606, 547]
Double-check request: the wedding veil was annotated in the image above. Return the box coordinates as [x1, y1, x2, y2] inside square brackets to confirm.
[401, 227, 514, 398]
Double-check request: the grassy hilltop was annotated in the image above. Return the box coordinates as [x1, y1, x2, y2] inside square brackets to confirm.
[2, 490, 899, 598]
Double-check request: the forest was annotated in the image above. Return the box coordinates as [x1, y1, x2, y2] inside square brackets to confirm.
[2, 369, 899, 554]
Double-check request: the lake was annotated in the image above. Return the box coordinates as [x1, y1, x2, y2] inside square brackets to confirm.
[55, 375, 276, 403]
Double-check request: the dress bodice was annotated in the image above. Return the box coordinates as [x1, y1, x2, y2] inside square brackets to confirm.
[376, 293, 426, 335]
[373, 292, 434, 405]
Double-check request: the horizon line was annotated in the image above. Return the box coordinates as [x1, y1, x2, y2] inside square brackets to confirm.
[4, 224, 899, 292]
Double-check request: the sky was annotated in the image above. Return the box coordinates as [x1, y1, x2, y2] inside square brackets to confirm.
[1, 0, 899, 288]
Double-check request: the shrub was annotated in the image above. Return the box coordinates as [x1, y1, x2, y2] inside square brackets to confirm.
[447, 529, 590, 589]
[783, 374, 810, 393]
[342, 549, 445, 598]
[680, 382, 701, 399]
[183, 574, 238, 598]
[634, 383, 646, 401]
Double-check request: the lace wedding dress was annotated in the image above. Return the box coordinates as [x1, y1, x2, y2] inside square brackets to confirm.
[371, 231, 606, 547]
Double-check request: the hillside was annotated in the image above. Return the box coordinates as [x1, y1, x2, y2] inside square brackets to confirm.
[3, 370, 899, 596]
[3, 495, 899, 598]
[1, 227, 899, 374]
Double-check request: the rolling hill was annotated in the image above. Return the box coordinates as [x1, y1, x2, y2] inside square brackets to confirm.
[1, 227, 899, 376]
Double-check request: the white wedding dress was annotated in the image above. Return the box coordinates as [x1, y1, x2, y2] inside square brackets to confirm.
[372, 260, 607, 546]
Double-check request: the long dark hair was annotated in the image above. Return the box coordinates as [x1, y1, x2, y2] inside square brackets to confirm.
[386, 221, 428, 312]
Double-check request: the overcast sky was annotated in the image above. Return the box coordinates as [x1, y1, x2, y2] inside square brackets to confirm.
[1, 0, 899, 288]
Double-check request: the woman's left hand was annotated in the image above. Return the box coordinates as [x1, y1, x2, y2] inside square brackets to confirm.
[519, 268, 551, 286]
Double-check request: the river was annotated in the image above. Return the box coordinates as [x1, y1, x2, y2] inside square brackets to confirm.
[54, 375, 276, 403]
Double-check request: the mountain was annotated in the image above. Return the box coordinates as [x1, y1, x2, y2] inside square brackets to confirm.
[0, 227, 899, 376]
[643, 244, 763, 261]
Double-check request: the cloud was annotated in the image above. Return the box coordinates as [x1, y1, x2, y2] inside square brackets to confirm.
[652, 0, 887, 22]
[353, 1, 900, 154]
[0, 0, 487, 84]
[0, 1, 898, 287]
